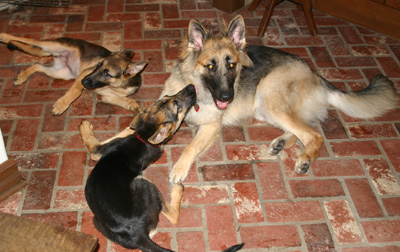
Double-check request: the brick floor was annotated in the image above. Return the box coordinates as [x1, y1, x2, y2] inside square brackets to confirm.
[0, 0, 399, 251]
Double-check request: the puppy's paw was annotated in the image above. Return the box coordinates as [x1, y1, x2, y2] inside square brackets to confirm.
[79, 120, 94, 135]
[51, 99, 69, 116]
[0, 33, 8, 43]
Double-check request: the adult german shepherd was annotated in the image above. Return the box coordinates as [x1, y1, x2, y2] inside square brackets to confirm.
[161, 15, 398, 184]
[0, 33, 147, 115]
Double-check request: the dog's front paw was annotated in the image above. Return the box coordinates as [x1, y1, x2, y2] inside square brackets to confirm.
[12, 72, 28, 86]
[79, 120, 94, 135]
[169, 163, 190, 184]
[51, 99, 69, 116]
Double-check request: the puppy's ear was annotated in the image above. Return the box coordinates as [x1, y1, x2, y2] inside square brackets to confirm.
[148, 123, 174, 145]
[121, 49, 135, 58]
[124, 61, 147, 76]
[188, 19, 207, 51]
[226, 15, 246, 50]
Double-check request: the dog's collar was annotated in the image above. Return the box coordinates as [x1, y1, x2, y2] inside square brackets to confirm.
[134, 132, 161, 148]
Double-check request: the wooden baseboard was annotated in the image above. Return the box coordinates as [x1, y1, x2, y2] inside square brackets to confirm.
[312, 0, 400, 40]
[0, 159, 27, 203]
[0, 212, 98, 251]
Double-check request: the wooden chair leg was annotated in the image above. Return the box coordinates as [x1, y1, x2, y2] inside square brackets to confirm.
[297, 0, 317, 35]
[248, 0, 262, 11]
[257, 0, 281, 37]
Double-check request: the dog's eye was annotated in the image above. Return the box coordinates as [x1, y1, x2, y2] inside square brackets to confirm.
[206, 64, 215, 71]
[229, 63, 236, 69]
[104, 70, 112, 78]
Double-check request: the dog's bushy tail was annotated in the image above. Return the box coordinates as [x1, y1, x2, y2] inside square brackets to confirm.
[7, 40, 51, 57]
[324, 74, 397, 119]
[221, 243, 244, 252]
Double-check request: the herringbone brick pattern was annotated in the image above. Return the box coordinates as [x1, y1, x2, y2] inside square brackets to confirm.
[0, 0, 399, 251]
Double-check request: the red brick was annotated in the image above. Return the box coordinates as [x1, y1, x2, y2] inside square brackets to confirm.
[164, 39, 181, 60]
[330, 141, 381, 157]
[377, 57, 400, 78]
[106, 13, 141, 22]
[142, 51, 164, 72]
[202, 163, 254, 181]
[143, 73, 170, 85]
[54, 189, 88, 210]
[68, 116, 116, 132]
[38, 133, 84, 150]
[0, 192, 22, 215]
[58, 151, 86, 186]
[162, 4, 180, 19]
[23, 170, 56, 210]
[205, 205, 238, 251]
[232, 182, 264, 223]
[364, 158, 400, 195]
[22, 212, 78, 229]
[87, 5, 104, 21]
[382, 197, 400, 216]
[257, 162, 289, 200]
[335, 57, 377, 67]
[144, 30, 182, 39]
[170, 146, 198, 183]
[345, 178, 384, 218]
[10, 119, 40, 151]
[338, 26, 363, 44]
[12, 152, 59, 169]
[361, 220, 400, 242]
[107, 0, 124, 12]
[86, 22, 122, 31]
[277, 18, 300, 36]
[324, 36, 351, 56]
[182, 185, 229, 204]
[285, 36, 324, 46]
[24, 90, 66, 103]
[320, 68, 363, 80]
[342, 246, 400, 252]
[302, 223, 335, 252]
[324, 200, 363, 243]
[240, 225, 301, 248]
[225, 143, 275, 161]
[265, 201, 324, 222]
[125, 4, 159, 12]
[312, 159, 364, 177]
[81, 211, 107, 252]
[0, 104, 43, 119]
[143, 166, 170, 201]
[347, 123, 397, 139]
[158, 207, 202, 228]
[290, 179, 345, 198]
[247, 126, 284, 142]
[309, 46, 335, 67]
[177, 232, 205, 252]
[124, 40, 162, 50]
[30, 15, 66, 23]
[351, 45, 391, 56]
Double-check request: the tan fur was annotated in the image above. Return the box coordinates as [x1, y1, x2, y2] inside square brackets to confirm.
[0, 33, 146, 116]
[161, 15, 397, 183]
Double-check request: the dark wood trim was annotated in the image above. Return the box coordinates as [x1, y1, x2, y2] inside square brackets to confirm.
[0, 159, 26, 203]
[312, 0, 400, 39]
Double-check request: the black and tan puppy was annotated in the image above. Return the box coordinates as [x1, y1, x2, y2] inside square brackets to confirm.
[0, 33, 146, 115]
[79, 84, 243, 252]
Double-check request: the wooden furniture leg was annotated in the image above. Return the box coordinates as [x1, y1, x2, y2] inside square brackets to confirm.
[298, 0, 317, 35]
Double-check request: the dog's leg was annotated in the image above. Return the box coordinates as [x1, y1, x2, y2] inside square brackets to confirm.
[169, 122, 221, 184]
[79, 120, 102, 161]
[51, 70, 90, 115]
[273, 114, 323, 174]
[101, 95, 143, 115]
[99, 127, 134, 145]
[268, 132, 298, 155]
[13, 63, 74, 86]
[161, 183, 184, 225]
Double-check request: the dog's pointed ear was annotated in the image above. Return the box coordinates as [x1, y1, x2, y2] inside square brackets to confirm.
[124, 61, 147, 76]
[148, 122, 174, 145]
[226, 15, 246, 50]
[188, 19, 207, 51]
[121, 49, 135, 59]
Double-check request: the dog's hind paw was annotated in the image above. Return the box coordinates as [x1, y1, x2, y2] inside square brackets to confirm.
[79, 120, 94, 136]
[295, 159, 311, 175]
[12, 73, 27, 86]
[169, 166, 189, 184]
[268, 139, 285, 156]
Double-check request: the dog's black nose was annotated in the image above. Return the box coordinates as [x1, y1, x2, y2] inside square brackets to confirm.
[81, 78, 91, 88]
[220, 92, 232, 102]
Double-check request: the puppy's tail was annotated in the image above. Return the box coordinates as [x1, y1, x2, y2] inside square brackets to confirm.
[221, 243, 244, 252]
[7, 40, 51, 57]
[138, 234, 174, 252]
[323, 74, 397, 119]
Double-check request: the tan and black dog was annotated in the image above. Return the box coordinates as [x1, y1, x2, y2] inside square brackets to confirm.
[0, 33, 147, 115]
[160, 15, 398, 183]
[79, 84, 244, 252]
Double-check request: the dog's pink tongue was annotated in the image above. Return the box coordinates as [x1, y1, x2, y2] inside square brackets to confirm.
[216, 100, 228, 109]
